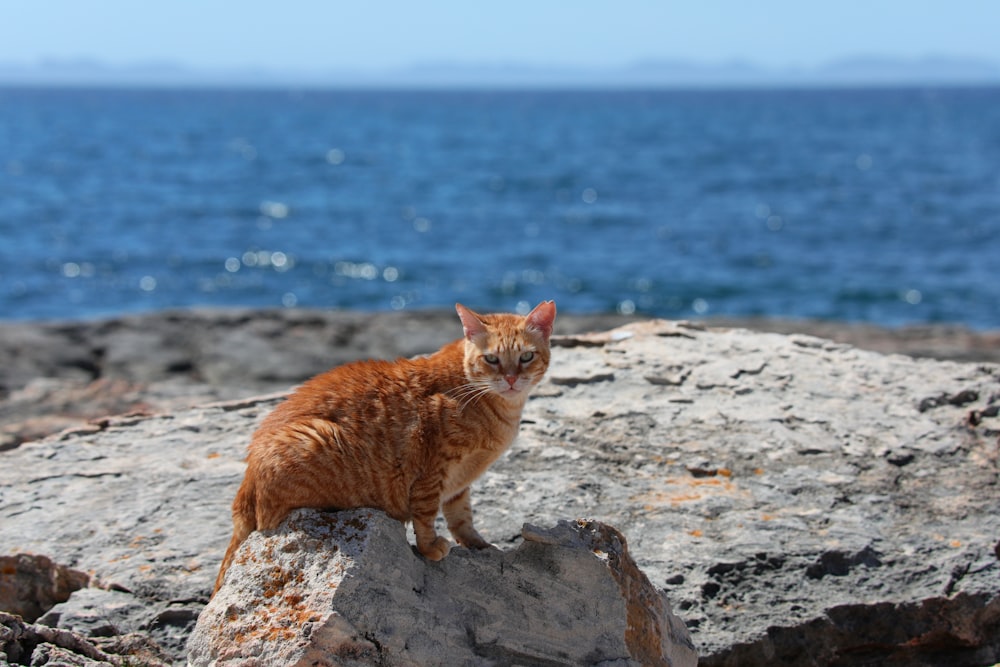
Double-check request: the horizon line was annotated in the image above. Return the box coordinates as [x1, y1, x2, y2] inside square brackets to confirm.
[2, 53, 1000, 89]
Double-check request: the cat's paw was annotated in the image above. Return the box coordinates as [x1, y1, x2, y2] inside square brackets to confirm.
[454, 530, 491, 550]
[418, 536, 451, 561]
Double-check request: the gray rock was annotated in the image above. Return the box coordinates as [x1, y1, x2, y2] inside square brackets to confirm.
[38, 588, 149, 639]
[0, 308, 640, 396]
[2, 318, 1000, 665]
[34, 587, 197, 661]
[0, 610, 169, 666]
[189, 508, 697, 666]
[3, 308, 997, 449]
[0, 554, 89, 622]
[0, 308, 639, 449]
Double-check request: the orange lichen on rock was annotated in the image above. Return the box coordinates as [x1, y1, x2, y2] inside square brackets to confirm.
[632, 474, 740, 508]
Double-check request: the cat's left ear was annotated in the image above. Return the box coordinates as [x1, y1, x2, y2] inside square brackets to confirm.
[456, 303, 489, 342]
[525, 300, 556, 341]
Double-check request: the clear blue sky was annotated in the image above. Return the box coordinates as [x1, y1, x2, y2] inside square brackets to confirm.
[4, 1, 999, 72]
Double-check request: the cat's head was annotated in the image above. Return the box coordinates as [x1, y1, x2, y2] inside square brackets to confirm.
[456, 301, 556, 402]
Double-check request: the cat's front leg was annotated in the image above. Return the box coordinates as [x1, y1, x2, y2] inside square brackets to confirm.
[443, 487, 490, 550]
[410, 474, 450, 560]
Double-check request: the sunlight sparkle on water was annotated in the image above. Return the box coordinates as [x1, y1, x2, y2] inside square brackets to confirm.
[260, 201, 290, 219]
[326, 148, 345, 165]
[229, 138, 257, 161]
[390, 293, 418, 310]
[270, 252, 289, 270]
[61, 262, 95, 278]
[335, 261, 379, 280]
[233, 250, 295, 272]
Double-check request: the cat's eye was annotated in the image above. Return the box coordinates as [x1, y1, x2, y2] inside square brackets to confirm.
[520, 351, 535, 363]
[483, 354, 500, 365]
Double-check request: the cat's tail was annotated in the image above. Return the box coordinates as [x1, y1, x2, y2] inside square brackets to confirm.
[213, 475, 258, 596]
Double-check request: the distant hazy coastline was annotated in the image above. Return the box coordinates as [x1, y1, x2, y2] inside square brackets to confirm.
[2, 55, 1000, 89]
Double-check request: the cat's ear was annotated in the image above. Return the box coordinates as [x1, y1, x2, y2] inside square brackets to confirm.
[456, 303, 489, 342]
[525, 300, 556, 341]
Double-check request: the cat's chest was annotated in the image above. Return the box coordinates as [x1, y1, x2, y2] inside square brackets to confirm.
[436, 400, 523, 495]
[441, 447, 507, 497]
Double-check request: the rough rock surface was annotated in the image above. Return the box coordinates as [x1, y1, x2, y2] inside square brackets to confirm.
[2, 317, 999, 665]
[0, 309, 639, 450]
[0, 610, 170, 666]
[190, 508, 696, 666]
[3, 308, 998, 450]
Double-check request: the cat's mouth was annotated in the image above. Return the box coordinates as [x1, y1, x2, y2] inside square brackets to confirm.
[497, 383, 524, 397]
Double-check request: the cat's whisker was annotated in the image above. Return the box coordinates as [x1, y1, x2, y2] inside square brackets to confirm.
[449, 381, 494, 413]
[447, 379, 492, 398]
[450, 383, 489, 407]
[462, 387, 494, 412]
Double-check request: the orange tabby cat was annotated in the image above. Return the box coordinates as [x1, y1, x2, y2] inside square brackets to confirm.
[214, 301, 556, 593]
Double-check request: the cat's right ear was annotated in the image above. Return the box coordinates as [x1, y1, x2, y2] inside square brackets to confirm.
[525, 300, 556, 341]
[456, 303, 488, 342]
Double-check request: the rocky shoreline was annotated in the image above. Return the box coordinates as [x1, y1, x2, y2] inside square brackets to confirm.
[2, 309, 999, 665]
[2, 308, 997, 451]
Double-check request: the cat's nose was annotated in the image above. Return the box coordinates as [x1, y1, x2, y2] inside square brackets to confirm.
[504, 375, 518, 388]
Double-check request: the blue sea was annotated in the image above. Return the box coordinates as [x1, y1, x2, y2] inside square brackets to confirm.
[1, 87, 998, 327]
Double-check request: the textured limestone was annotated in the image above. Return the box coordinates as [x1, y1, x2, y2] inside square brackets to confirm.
[189, 508, 696, 666]
[3, 308, 997, 450]
[1, 318, 999, 665]
[0, 309, 639, 451]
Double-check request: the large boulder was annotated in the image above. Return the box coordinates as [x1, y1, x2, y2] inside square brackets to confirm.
[189, 508, 696, 666]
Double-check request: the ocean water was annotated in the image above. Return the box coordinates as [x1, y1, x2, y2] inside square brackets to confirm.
[1, 86, 998, 327]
